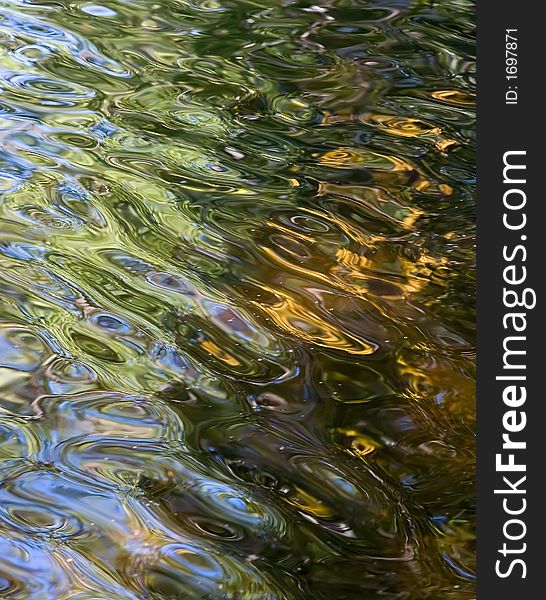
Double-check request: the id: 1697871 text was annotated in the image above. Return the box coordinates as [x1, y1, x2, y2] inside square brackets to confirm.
[506, 29, 518, 105]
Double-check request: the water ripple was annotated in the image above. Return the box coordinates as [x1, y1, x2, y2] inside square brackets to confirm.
[0, 0, 475, 598]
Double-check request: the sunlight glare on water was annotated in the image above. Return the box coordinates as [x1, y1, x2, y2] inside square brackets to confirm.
[0, 0, 475, 598]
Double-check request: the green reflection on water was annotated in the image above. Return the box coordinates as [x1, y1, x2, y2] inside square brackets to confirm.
[0, 0, 475, 598]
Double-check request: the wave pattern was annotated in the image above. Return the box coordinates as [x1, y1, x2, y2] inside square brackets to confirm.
[0, 0, 475, 598]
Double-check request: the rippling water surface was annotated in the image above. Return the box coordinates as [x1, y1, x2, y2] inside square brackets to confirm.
[0, 0, 475, 598]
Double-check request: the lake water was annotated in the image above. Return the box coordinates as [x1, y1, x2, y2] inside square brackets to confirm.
[0, 0, 475, 598]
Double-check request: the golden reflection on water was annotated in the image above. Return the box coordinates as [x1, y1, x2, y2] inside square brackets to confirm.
[0, 0, 475, 598]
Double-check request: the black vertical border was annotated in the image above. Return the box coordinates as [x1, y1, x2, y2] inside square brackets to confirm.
[477, 1, 543, 597]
